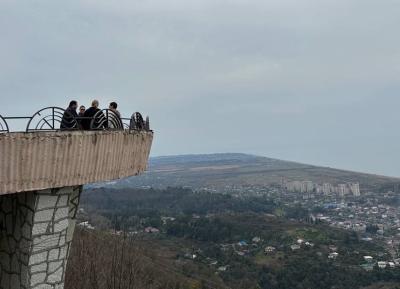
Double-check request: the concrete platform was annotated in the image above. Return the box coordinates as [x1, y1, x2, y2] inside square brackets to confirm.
[0, 130, 153, 195]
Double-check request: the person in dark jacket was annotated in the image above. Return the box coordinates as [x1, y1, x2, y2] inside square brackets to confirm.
[60, 100, 79, 129]
[78, 105, 86, 116]
[81, 99, 108, 130]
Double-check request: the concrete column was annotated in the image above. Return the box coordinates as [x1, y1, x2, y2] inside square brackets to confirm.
[0, 185, 82, 289]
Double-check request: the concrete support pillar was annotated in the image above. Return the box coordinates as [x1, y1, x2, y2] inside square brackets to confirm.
[0, 185, 82, 289]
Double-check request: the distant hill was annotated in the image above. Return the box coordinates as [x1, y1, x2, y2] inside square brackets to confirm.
[87, 153, 399, 190]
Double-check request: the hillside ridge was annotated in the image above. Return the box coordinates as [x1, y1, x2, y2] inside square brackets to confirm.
[89, 153, 399, 190]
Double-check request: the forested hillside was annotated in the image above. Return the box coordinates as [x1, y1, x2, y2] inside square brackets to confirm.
[65, 187, 400, 289]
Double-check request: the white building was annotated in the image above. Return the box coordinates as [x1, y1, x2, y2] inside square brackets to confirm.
[350, 183, 360, 196]
[328, 252, 339, 259]
[388, 262, 395, 268]
[338, 184, 347, 197]
[364, 256, 374, 263]
[294, 181, 301, 192]
[265, 246, 276, 252]
[377, 261, 387, 268]
[323, 183, 334, 195]
[306, 181, 313, 192]
[291, 244, 301, 250]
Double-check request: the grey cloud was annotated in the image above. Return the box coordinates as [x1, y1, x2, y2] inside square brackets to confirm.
[0, 0, 399, 176]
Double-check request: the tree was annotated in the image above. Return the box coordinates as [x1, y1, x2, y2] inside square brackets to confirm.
[189, 281, 200, 289]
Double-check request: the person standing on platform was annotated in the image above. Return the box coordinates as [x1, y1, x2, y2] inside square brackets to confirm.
[81, 100, 107, 130]
[60, 100, 79, 129]
[78, 105, 85, 116]
[109, 102, 121, 118]
[107, 102, 121, 128]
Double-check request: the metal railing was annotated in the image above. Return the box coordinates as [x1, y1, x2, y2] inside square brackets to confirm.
[0, 107, 150, 133]
[0, 115, 9, 133]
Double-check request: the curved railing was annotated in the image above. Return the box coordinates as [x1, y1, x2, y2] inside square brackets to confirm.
[26, 107, 79, 132]
[0, 107, 150, 133]
[0, 115, 9, 133]
[89, 109, 124, 130]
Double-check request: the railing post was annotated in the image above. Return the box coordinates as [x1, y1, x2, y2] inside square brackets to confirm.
[52, 107, 55, 130]
[146, 116, 150, 130]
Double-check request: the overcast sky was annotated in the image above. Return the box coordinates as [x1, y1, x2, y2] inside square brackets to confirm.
[1, 0, 399, 177]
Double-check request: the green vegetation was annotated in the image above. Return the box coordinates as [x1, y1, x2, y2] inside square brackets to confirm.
[80, 187, 278, 230]
[76, 187, 400, 289]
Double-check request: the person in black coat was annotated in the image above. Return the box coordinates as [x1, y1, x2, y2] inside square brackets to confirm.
[60, 100, 79, 129]
[81, 100, 108, 130]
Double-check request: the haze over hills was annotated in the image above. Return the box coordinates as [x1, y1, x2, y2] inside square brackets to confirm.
[90, 153, 399, 190]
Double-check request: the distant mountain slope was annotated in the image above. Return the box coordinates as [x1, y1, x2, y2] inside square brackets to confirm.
[87, 153, 399, 190]
[148, 153, 273, 167]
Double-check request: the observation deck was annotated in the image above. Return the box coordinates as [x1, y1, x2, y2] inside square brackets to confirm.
[0, 106, 153, 195]
[0, 106, 153, 289]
